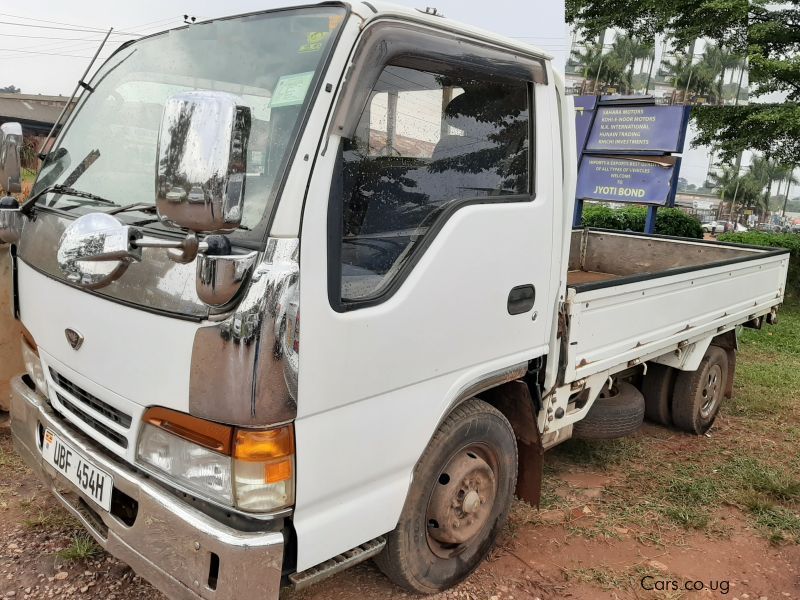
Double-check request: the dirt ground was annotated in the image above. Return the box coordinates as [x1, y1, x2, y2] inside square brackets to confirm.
[1, 306, 799, 600]
[0, 248, 23, 411]
[1, 421, 797, 600]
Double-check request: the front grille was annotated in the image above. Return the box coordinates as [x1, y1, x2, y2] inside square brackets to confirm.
[49, 368, 132, 428]
[55, 392, 129, 449]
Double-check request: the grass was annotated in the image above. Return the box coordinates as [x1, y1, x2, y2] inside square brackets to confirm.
[545, 301, 800, 545]
[550, 437, 643, 469]
[58, 533, 101, 561]
[23, 509, 80, 532]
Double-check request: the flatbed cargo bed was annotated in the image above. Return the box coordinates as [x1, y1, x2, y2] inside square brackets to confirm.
[563, 229, 790, 382]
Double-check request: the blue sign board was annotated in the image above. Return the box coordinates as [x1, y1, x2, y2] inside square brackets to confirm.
[576, 156, 678, 206]
[574, 96, 597, 156]
[584, 105, 690, 154]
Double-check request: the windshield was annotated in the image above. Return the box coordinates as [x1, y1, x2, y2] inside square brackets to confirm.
[32, 6, 346, 237]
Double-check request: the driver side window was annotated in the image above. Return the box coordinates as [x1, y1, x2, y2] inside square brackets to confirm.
[339, 64, 531, 304]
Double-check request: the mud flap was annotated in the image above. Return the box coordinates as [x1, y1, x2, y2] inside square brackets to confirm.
[482, 380, 543, 507]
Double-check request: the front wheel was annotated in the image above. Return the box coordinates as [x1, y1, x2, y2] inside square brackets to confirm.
[375, 398, 518, 594]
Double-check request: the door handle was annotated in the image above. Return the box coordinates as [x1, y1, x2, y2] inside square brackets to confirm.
[507, 284, 535, 315]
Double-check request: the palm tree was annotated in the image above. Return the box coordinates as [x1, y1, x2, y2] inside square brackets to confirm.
[568, 38, 603, 81]
[695, 43, 743, 104]
[607, 34, 655, 93]
[775, 166, 800, 214]
[708, 164, 763, 215]
[750, 156, 793, 215]
[662, 46, 696, 97]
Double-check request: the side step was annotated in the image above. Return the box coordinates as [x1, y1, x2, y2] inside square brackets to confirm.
[289, 536, 387, 590]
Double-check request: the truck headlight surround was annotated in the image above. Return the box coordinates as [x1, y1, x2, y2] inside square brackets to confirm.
[137, 407, 295, 512]
[20, 329, 46, 393]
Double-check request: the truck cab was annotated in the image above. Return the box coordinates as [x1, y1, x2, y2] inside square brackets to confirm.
[0, 2, 787, 599]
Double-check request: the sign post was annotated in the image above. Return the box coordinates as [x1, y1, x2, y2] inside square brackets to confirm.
[574, 96, 690, 233]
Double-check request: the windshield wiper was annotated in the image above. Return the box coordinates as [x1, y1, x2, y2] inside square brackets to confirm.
[21, 184, 117, 215]
[108, 202, 157, 215]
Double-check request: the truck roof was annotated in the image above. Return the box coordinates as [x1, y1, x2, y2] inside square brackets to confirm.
[143, 2, 553, 64]
[351, 1, 553, 61]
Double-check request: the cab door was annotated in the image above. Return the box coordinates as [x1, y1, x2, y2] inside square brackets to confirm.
[292, 24, 559, 571]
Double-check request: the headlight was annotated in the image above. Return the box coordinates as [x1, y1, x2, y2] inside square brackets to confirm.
[138, 423, 233, 504]
[20, 330, 46, 393]
[137, 407, 294, 512]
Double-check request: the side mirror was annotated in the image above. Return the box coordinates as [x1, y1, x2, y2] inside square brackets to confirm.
[155, 91, 251, 234]
[57, 212, 142, 289]
[0, 195, 23, 244]
[0, 122, 22, 195]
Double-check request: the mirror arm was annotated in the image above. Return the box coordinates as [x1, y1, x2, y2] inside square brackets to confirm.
[132, 231, 233, 264]
[132, 232, 208, 264]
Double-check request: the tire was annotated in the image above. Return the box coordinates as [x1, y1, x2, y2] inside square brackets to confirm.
[672, 346, 728, 434]
[375, 398, 518, 594]
[642, 363, 675, 426]
[572, 380, 645, 440]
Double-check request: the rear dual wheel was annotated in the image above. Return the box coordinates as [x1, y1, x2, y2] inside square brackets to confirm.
[642, 363, 675, 426]
[375, 398, 517, 594]
[672, 346, 728, 435]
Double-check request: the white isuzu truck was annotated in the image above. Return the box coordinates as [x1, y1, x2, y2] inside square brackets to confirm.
[0, 3, 789, 598]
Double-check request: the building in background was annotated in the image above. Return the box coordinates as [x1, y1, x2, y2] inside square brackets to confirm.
[0, 92, 74, 167]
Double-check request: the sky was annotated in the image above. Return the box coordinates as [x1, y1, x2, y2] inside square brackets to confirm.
[0, 0, 758, 190]
[0, 0, 568, 95]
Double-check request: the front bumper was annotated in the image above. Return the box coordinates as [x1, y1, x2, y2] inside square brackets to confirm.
[10, 375, 285, 600]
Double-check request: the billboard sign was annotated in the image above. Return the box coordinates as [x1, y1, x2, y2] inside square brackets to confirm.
[584, 105, 690, 154]
[576, 155, 678, 205]
[574, 96, 597, 156]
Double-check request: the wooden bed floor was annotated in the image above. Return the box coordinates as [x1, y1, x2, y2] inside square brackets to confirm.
[567, 269, 621, 286]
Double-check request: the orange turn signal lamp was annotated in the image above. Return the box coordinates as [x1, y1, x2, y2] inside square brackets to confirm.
[142, 407, 295, 483]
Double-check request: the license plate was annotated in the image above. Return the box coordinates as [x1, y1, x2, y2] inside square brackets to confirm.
[42, 429, 113, 512]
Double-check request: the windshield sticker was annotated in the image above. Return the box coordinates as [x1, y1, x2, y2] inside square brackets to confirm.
[271, 72, 315, 108]
[299, 31, 329, 53]
[329, 15, 344, 30]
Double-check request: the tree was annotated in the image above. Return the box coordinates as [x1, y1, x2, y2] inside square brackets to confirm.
[567, 0, 800, 164]
[693, 1, 800, 164]
[749, 156, 787, 214]
[0, 85, 20, 94]
[707, 164, 763, 215]
[609, 34, 654, 93]
[565, 0, 747, 54]
[568, 38, 603, 79]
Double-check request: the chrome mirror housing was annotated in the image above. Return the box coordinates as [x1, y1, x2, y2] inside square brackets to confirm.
[155, 91, 251, 234]
[0, 196, 23, 244]
[196, 246, 258, 308]
[57, 212, 142, 290]
[0, 122, 22, 194]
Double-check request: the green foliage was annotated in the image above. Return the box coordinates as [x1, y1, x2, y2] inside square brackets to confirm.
[693, 103, 800, 166]
[58, 534, 101, 561]
[568, 0, 799, 164]
[717, 231, 800, 254]
[581, 204, 703, 238]
[655, 207, 704, 237]
[565, 0, 748, 52]
[718, 231, 800, 297]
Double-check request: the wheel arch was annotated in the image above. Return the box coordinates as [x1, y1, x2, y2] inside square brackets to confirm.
[434, 363, 545, 507]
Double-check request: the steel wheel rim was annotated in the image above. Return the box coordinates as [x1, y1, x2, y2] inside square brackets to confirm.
[700, 364, 723, 418]
[425, 443, 499, 559]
